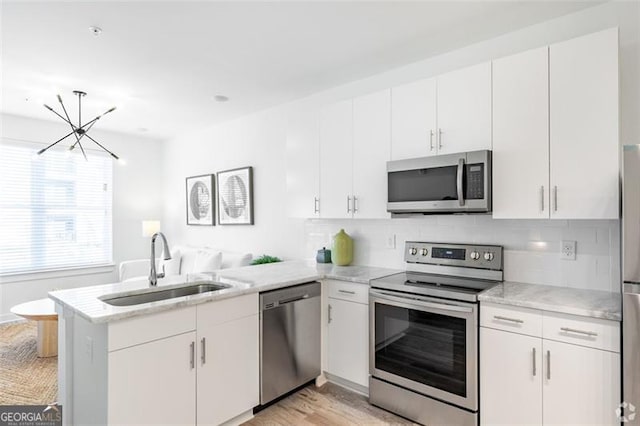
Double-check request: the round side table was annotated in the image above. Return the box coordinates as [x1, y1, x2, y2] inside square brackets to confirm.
[11, 298, 58, 357]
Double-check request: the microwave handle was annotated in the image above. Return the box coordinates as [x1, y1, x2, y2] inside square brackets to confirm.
[457, 158, 465, 206]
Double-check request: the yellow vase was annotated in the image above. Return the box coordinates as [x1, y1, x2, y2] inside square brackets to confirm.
[331, 229, 353, 266]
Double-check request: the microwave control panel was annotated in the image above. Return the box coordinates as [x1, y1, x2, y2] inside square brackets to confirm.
[465, 164, 485, 200]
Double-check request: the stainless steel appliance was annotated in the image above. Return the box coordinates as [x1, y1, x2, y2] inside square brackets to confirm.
[387, 150, 492, 215]
[369, 242, 503, 426]
[623, 145, 640, 421]
[259, 282, 321, 405]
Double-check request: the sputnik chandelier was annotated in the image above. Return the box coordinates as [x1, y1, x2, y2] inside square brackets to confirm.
[38, 90, 119, 160]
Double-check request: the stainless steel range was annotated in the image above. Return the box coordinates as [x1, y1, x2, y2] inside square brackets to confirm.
[369, 241, 503, 426]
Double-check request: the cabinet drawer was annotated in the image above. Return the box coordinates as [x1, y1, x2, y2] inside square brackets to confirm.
[480, 302, 542, 337]
[197, 293, 258, 326]
[543, 312, 620, 353]
[109, 306, 196, 351]
[327, 280, 369, 304]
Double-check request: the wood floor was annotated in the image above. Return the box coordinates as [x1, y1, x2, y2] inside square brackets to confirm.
[243, 382, 418, 426]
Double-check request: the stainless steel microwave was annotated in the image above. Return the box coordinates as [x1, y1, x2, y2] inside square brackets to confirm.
[387, 150, 492, 215]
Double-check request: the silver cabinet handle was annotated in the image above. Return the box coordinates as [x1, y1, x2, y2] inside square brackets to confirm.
[493, 315, 524, 324]
[201, 337, 206, 365]
[338, 289, 356, 295]
[190, 341, 195, 370]
[347, 196, 351, 213]
[553, 186, 558, 212]
[438, 128, 443, 149]
[429, 130, 435, 151]
[457, 158, 465, 207]
[353, 196, 358, 213]
[560, 327, 598, 337]
[328, 304, 332, 324]
[532, 347, 537, 376]
[546, 350, 551, 380]
[540, 186, 545, 212]
[314, 197, 319, 214]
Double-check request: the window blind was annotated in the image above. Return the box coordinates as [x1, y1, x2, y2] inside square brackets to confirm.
[0, 140, 113, 275]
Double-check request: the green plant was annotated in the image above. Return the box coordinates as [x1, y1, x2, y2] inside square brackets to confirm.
[251, 254, 282, 265]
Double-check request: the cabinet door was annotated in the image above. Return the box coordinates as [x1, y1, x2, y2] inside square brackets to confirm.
[327, 297, 369, 388]
[437, 62, 492, 154]
[391, 78, 437, 160]
[549, 28, 619, 219]
[543, 339, 620, 426]
[480, 327, 542, 426]
[197, 314, 259, 425]
[353, 89, 391, 219]
[108, 331, 196, 425]
[286, 108, 320, 218]
[320, 99, 353, 218]
[492, 47, 550, 219]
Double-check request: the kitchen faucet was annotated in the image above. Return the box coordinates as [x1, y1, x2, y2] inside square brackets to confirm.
[149, 232, 171, 287]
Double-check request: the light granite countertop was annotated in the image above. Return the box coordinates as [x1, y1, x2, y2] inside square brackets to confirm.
[479, 281, 622, 321]
[49, 260, 400, 324]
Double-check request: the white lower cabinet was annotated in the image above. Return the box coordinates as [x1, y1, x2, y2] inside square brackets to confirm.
[480, 327, 542, 426]
[105, 294, 259, 425]
[325, 280, 369, 389]
[480, 302, 620, 426]
[109, 331, 197, 425]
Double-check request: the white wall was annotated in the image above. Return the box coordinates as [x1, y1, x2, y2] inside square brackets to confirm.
[0, 113, 164, 320]
[163, 1, 638, 292]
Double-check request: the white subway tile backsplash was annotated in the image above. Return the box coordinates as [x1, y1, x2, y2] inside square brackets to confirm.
[305, 217, 621, 292]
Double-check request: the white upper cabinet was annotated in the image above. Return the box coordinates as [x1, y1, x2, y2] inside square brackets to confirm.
[549, 28, 619, 219]
[353, 89, 391, 219]
[286, 109, 320, 218]
[436, 62, 492, 155]
[319, 99, 354, 219]
[391, 78, 437, 160]
[492, 47, 550, 219]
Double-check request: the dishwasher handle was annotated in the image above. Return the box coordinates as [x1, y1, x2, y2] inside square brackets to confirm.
[279, 294, 310, 305]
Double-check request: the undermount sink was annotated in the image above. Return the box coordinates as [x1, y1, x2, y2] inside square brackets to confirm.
[100, 282, 232, 307]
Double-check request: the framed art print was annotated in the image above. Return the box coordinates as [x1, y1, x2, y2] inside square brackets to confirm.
[217, 166, 254, 225]
[186, 174, 215, 226]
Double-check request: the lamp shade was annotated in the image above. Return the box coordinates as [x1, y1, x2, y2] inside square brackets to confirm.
[142, 220, 161, 237]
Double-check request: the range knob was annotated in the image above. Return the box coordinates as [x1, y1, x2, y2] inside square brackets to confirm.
[409, 247, 418, 256]
[420, 248, 429, 257]
[470, 251, 480, 260]
[484, 252, 495, 261]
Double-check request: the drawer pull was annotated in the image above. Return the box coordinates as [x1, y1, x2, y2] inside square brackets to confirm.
[532, 347, 537, 377]
[493, 315, 524, 324]
[338, 289, 356, 295]
[560, 327, 598, 337]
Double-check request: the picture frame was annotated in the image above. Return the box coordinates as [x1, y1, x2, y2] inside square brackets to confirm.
[217, 166, 254, 225]
[186, 174, 215, 226]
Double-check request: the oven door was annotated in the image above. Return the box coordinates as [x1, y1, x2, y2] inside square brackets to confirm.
[369, 288, 478, 411]
[387, 150, 491, 214]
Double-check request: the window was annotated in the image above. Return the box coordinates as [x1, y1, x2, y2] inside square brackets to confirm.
[0, 140, 113, 275]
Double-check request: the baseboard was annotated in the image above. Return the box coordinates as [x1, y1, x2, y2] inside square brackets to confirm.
[325, 372, 369, 397]
[0, 313, 22, 324]
[220, 409, 254, 426]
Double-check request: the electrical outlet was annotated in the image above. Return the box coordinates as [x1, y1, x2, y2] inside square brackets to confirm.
[385, 234, 396, 249]
[561, 240, 576, 260]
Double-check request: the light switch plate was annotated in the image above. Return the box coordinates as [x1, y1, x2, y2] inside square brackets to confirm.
[561, 240, 576, 260]
[385, 234, 396, 249]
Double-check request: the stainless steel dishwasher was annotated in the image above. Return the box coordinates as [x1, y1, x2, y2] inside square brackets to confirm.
[260, 281, 321, 405]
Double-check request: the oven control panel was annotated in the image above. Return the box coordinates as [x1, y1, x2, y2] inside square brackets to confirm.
[404, 241, 503, 270]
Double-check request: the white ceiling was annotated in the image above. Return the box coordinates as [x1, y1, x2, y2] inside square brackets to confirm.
[1, 1, 602, 140]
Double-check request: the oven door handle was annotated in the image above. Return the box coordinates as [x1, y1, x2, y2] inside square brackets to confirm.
[370, 290, 473, 314]
[457, 157, 465, 206]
